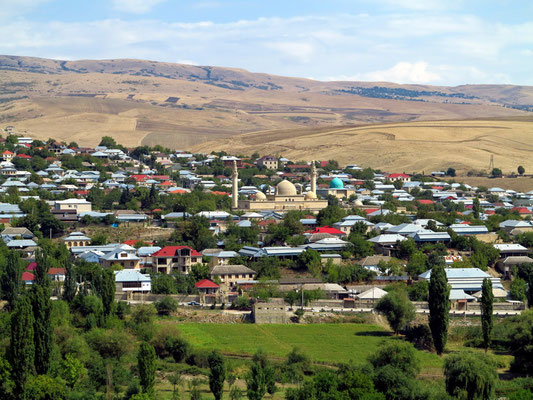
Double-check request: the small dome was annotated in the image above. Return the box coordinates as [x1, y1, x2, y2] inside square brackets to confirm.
[305, 191, 317, 200]
[277, 180, 297, 196]
[354, 200, 363, 206]
[330, 177, 344, 189]
[255, 191, 266, 200]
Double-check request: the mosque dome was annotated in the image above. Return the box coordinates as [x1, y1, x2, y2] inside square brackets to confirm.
[354, 200, 363, 206]
[255, 191, 266, 200]
[277, 180, 297, 196]
[305, 191, 317, 200]
[329, 177, 344, 189]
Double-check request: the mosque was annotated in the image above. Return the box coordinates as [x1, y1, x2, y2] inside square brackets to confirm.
[316, 177, 357, 199]
[231, 161, 328, 212]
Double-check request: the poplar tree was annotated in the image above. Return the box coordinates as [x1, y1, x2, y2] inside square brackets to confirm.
[9, 295, 35, 399]
[428, 265, 450, 355]
[137, 342, 156, 395]
[62, 259, 77, 303]
[208, 350, 226, 400]
[31, 284, 53, 375]
[481, 278, 494, 352]
[95, 269, 115, 317]
[246, 350, 275, 400]
[1, 250, 23, 311]
[472, 197, 481, 219]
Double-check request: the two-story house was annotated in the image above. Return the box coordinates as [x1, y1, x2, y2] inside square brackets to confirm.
[151, 246, 203, 274]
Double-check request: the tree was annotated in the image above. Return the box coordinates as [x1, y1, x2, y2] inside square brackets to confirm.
[446, 167, 456, 177]
[375, 291, 415, 334]
[95, 269, 115, 317]
[480, 278, 493, 351]
[31, 285, 53, 375]
[428, 265, 450, 355]
[472, 197, 481, 220]
[155, 296, 179, 316]
[9, 295, 35, 399]
[246, 350, 275, 400]
[491, 168, 502, 177]
[508, 310, 533, 373]
[510, 278, 527, 301]
[1, 250, 23, 311]
[62, 259, 77, 303]
[406, 251, 427, 279]
[138, 342, 156, 395]
[369, 341, 420, 378]
[208, 350, 226, 400]
[444, 352, 497, 400]
[518, 165, 525, 175]
[296, 249, 322, 276]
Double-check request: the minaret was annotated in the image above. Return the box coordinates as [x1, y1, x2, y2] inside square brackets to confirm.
[311, 160, 317, 194]
[232, 160, 239, 209]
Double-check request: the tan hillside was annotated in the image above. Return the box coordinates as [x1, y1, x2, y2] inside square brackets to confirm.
[0, 55, 532, 174]
[191, 119, 533, 174]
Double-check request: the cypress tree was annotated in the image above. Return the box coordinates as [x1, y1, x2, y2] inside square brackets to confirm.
[9, 295, 35, 399]
[62, 259, 77, 303]
[99, 269, 116, 317]
[481, 278, 494, 352]
[208, 350, 226, 400]
[1, 250, 23, 311]
[137, 342, 156, 395]
[428, 265, 450, 355]
[31, 284, 53, 375]
[472, 197, 481, 219]
[33, 249, 50, 288]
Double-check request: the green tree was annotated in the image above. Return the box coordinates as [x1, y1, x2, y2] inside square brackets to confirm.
[491, 168, 502, 177]
[208, 350, 226, 400]
[95, 269, 115, 317]
[1, 250, 23, 311]
[517, 165, 525, 175]
[510, 278, 527, 302]
[138, 342, 156, 395]
[406, 251, 427, 279]
[26, 374, 67, 400]
[246, 350, 275, 400]
[444, 352, 497, 400]
[316, 204, 345, 226]
[155, 296, 179, 316]
[9, 295, 35, 399]
[297, 249, 322, 276]
[481, 278, 494, 351]
[62, 259, 77, 303]
[375, 291, 415, 334]
[31, 285, 53, 375]
[472, 197, 481, 220]
[428, 265, 450, 355]
[446, 167, 456, 177]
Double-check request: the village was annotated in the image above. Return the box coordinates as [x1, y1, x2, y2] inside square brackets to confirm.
[0, 128, 532, 322]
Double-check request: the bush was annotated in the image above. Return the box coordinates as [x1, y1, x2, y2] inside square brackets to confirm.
[444, 352, 497, 400]
[150, 325, 182, 359]
[186, 348, 211, 368]
[402, 324, 434, 351]
[375, 291, 415, 334]
[155, 296, 179, 316]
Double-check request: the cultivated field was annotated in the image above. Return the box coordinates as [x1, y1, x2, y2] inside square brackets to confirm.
[192, 118, 533, 174]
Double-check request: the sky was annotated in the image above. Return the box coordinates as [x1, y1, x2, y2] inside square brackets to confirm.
[1, 0, 532, 86]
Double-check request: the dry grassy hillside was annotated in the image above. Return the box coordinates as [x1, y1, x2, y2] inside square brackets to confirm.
[0, 56, 532, 173]
[191, 119, 533, 174]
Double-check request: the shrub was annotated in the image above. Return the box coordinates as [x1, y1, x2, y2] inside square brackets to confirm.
[403, 324, 434, 351]
[155, 296, 179, 316]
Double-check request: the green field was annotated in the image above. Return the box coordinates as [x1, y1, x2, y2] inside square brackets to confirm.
[173, 323, 443, 373]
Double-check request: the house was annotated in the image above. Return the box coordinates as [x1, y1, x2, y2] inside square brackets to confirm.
[2, 150, 14, 161]
[195, 279, 220, 304]
[449, 224, 489, 236]
[419, 268, 504, 294]
[54, 199, 92, 213]
[493, 244, 529, 258]
[99, 245, 140, 269]
[256, 155, 278, 170]
[368, 234, 407, 256]
[1, 227, 34, 240]
[210, 264, 257, 288]
[497, 256, 533, 278]
[152, 246, 203, 274]
[358, 255, 394, 274]
[356, 287, 388, 300]
[114, 269, 151, 293]
[387, 173, 411, 183]
[63, 232, 91, 248]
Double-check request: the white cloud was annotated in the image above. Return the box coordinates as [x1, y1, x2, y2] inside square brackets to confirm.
[0, 13, 531, 85]
[112, 0, 167, 14]
[332, 62, 441, 84]
[0, 0, 52, 19]
[370, 0, 464, 11]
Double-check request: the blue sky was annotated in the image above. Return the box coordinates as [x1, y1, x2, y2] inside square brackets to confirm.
[1, 0, 532, 86]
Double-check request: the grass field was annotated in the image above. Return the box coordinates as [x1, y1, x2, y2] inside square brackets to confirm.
[174, 323, 443, 373]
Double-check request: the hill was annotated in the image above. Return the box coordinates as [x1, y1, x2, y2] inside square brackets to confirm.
[1, 55, 532, 154]
[0, 56, 533, 171]
[191, 118, 533, 174]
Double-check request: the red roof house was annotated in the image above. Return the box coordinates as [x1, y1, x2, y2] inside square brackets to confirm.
[306, 226, 346, 236]
[195, 279, 220, 289]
